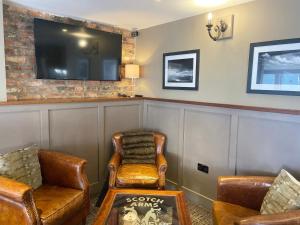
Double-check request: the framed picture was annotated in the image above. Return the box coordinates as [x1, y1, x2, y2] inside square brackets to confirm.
[247, 38, 300, 96]
[163, 49, 200, 90]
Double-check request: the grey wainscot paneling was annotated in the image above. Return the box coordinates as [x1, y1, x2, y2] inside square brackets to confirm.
[49, 106, 99, 185]
[144, 103, 183, 185]
[1, 99, 300, 208]
[0, 107, 41, 151]
[182, 107, 233, 207]
[144, 100, 300, 209]
[0, 100, 144, 194]
[236, 111, 300, 178]
[102, 102, 143, 177]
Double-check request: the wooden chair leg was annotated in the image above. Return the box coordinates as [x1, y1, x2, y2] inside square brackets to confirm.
[158, 185, 165, 190]
[82, 218, 86, 225]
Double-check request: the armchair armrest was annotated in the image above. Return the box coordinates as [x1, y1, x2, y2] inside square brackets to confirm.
[38, 150, 89, 191]
[0, 176, 31, 202]
[217, 176, 274, 211]
[236, 210, 300, 225]
[156, 154, 167, 189]
[0, 176, 40, 225]
[108, 152, 121, 188]
[157, 154, 167, 172]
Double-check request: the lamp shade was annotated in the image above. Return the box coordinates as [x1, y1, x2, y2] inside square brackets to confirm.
[125, 64, 140, 79]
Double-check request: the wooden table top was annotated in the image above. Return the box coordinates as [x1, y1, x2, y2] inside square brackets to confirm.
[93, 189, 192, 225]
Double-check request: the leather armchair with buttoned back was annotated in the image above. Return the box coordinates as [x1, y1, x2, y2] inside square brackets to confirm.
[213, 176, 300, 225]
[0, 150, 90, 225]
[108, 131, 167, 189]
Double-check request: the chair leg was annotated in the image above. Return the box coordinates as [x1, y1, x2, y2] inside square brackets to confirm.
[82, 219, 86, 225]
[96, 174, 109, 207]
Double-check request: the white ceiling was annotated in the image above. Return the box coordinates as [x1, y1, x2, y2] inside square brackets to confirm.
[6, 0, 255, 30]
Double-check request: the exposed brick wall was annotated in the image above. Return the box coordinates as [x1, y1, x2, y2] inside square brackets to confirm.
[3, 4, 135, 100]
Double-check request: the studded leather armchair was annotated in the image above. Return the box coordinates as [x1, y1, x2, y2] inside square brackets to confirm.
[108, 132, 167, 189]
[213, 176, 300, 225]
[0, 150, 90, 225]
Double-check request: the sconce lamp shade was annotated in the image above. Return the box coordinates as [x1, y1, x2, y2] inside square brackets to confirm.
[125, 64, 140, 79]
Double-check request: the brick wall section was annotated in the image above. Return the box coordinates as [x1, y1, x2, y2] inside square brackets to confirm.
[3, 4, 135, 100]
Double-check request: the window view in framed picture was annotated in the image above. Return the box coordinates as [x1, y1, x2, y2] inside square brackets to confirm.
[247, 38, 300, 96]
[163, 49, 200, 90]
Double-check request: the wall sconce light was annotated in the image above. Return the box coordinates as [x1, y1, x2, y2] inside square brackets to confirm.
[206, 13, 234, 41]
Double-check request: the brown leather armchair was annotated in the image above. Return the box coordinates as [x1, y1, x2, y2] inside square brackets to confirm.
[108, 132, 167, 189]
[213, 176, 300, 225]
[0, 150, 90, 225]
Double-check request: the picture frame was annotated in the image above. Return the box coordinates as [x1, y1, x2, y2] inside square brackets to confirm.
[247, 38, 300, 96]
[163, 49, 200, 90]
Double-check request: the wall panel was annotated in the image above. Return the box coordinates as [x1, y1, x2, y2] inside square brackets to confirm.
[237, 115, 300, 177]
[183, 109, 232, 200]
[145, 104, 181, 184]
[0, 110, 41, 151]
[104, 104, 142, 165]
[49, 107, 99, 183]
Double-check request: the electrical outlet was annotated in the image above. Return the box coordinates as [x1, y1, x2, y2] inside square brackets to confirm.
[197, 163, 209, 174]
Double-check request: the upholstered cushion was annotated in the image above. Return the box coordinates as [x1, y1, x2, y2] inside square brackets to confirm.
[22, 145, 42, 189]
[33, 185, 84, 225]
[121, 131, 156, 164]
[122, 131, 154, 143]
[122, 154, 156, 164]
[0, 148, 28, 184]
[0, 144, 42, 189]
[123, 142, 155, 149]
[260, 169, 300, 214]
[213, 201, 260, 225]
[123, 147, 155, 156]
[116, 164, 159, 187]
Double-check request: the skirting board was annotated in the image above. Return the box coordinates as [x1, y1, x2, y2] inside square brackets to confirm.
[90, 181, 104, 195]
[166, 179, 178, 188]
[166, 179, 213, 210]
[181, 186, 213, 210]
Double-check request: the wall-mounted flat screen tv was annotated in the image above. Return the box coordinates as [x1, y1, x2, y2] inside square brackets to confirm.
[33, 18, 122, 81]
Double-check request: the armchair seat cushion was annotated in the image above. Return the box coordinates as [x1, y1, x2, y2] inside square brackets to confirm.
[213, 201, 260, 225]
[33, 185, 84, 225]
[116, 164, 159, 187]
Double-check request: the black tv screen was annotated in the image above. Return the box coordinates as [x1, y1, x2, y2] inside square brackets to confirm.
[33, 18, 122, 81]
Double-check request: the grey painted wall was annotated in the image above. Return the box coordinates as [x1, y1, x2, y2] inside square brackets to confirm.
[136, 0, 300, 110]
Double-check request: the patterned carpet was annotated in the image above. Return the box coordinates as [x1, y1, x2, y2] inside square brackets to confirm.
[87, 195, 213, 225]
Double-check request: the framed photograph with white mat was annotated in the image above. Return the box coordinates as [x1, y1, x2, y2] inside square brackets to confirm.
[247, 38, 300, 96]
[163, 49, 200, 90]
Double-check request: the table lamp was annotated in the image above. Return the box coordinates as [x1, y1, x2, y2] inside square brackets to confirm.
[125, 64, 140, 97]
